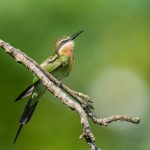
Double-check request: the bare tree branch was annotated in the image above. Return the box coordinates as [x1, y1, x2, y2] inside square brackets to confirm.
[89, 114, 140, 126]
[55, 83, 140, 126]
[0, 39, 140, 150]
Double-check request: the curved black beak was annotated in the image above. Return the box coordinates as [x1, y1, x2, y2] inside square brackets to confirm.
[69, 30, 84, 41]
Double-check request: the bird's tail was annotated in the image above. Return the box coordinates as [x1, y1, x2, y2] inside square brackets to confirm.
[13, 124, 23, 144]
[13, 81, 45, 143]
[13, 98, 39, 143]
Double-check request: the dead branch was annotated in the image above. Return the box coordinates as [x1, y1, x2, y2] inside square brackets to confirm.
[0, 39, 140, 150]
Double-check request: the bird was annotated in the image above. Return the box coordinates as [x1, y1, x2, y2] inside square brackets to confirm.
[13, 30, 93, 143]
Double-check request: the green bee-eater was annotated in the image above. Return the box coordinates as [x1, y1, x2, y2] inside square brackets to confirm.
[13, 30, 90, 143]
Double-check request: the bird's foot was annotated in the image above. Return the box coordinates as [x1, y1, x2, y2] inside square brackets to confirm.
[75, 98, 94, 110]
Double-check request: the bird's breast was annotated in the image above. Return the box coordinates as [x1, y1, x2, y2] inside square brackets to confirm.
[51, 56, 74, 80]
[59, 42, 74, 58]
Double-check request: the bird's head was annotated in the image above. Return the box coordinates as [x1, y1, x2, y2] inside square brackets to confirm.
[55, 30, 83, 56]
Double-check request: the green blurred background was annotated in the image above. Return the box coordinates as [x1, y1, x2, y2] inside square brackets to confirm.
[0, 0, 150, 150]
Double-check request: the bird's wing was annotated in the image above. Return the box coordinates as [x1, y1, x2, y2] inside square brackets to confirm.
[40, 54, 62, 72]
[14, 55, 65, 143]
[33, 55, 68, 82]
[15, 55, 64, 101]
[15, 80, 39, 102]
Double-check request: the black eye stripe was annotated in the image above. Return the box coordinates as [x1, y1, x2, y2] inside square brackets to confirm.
[58, 39, 69, 49]
[61, 40, 66, 45]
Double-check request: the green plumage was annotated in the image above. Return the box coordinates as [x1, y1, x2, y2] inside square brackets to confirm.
[13, 54, 73, 143]
[13, 30, 84, 143]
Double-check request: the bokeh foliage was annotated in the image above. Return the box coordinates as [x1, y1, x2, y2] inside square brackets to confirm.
[0, 0, 150, 150]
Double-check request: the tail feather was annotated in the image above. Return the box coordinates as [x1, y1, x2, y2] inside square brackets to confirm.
[19, 99, 39, 124]
[13, 124, 23, 144]
[26, 101, 38, 123]
[15, 81, 39, 102]
[13, 97, 39, 143]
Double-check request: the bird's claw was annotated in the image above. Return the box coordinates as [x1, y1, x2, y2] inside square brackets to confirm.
[76, 99, 94, 110]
